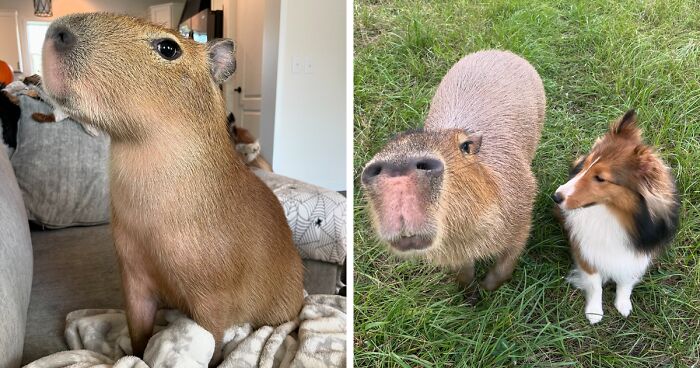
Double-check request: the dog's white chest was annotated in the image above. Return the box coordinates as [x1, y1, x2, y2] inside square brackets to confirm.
[564, 205, 650, 283]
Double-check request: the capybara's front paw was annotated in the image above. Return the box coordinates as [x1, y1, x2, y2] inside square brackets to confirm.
[479, 273, 508, 291]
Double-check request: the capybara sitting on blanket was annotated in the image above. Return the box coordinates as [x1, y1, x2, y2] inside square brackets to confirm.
[362, 50, 545, 291]
[41, 13, 303, 360]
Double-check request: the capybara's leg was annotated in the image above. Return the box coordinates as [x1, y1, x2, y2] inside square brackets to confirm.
[191, 306, 226, 366]
[455, 260, 482, 304]
[455, 261, 475, 289]
[209, 343, 223, 367]
[123, 278, 158, 357]
[480, 226, 528, 291]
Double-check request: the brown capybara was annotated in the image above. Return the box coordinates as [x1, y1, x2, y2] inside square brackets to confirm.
[362, 50, 545, 291]
[41, 13, 303, 360]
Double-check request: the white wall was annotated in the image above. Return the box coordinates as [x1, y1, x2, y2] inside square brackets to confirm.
[0, 10, 21, 71]
[259, 0, 281, 164]
[272, 0, 346, 191]
[0, 0, 173, 75]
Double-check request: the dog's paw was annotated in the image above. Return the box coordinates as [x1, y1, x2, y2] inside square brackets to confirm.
[615, 297, 633, 317]
[585, 312, 603, 324]
[585, 305, 604, 324]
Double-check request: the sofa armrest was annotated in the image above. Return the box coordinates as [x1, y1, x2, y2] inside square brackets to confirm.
[0, 147, 33, 367]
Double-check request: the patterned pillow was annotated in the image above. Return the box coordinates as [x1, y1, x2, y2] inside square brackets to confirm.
[254, 169, 346, 265]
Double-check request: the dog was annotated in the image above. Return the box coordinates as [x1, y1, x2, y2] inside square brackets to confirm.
[553, 110, 679, 324]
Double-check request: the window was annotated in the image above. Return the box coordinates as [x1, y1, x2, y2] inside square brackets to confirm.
[26, 21, 50, 75]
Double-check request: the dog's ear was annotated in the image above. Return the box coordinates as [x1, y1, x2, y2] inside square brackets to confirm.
[569, 155, 588, 178]
[610, 109, 642, 142]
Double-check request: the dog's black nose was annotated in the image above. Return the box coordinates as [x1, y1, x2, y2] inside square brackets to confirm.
[551, 192, 564, 204]
[48, 25, 77, 53]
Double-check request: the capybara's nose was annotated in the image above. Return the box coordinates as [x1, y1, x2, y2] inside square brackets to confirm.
[551, 192, 564, 204]
[361, 157, 444, 185]
[47, 25, 77, 53]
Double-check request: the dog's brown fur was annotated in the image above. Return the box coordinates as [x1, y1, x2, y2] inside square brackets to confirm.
[362, 50, 545, 291]
[1, 90, 19, 106]
[556, 110, 679, 254]
[227, 115, 273, 172]
[41, 13, 303, 360]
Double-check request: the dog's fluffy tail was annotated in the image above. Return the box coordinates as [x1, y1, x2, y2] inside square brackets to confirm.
[566, 268, 586, 290]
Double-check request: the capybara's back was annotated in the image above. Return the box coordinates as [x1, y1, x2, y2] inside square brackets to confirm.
[426, 50, 545, 163]
[362, 50, 545, 291]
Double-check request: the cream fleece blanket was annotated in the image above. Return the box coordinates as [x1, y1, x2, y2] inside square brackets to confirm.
[24, 295, 346, 368]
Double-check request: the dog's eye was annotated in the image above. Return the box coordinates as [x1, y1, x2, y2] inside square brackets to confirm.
[154, 39, 181, 60]
[594, 175, 605, 182]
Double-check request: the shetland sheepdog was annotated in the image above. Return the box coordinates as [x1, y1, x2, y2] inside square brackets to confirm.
[552, 110, 679, 324]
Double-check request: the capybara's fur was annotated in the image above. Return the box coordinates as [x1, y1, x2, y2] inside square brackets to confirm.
[362, 50, 545, 291]
[41, 13, 303, 359]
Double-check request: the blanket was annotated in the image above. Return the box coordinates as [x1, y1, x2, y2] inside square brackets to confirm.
[24, 295, 346, 368]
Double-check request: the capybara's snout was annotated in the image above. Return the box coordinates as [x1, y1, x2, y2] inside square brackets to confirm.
[361, 156, 444, 185]
[362, 152, 444, 253]
[46, 24, 77, 54]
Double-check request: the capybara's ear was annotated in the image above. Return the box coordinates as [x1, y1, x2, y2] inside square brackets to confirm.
[206, 39, 236, 84]
[610, 109, 641, 141]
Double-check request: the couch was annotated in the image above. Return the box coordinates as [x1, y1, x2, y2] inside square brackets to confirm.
[0, 93, 346, 366]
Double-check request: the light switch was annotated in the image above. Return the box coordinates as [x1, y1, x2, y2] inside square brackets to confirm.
[304, 56, 313, 74]
[292, 56, 303, 73]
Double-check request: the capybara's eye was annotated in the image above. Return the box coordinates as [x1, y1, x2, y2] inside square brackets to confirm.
[153, 39, 182, 61]
[594, 175, 605, 183]
[459, 141, 472, 153]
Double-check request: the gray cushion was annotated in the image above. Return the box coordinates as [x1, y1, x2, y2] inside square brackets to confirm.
[10, 96, 110, 228]
[0, 146, 33, 368]
[22, 225, 123, 365]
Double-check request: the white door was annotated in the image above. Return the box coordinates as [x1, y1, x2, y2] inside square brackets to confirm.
[223, 0, 264, 143]
[0, 10, 22, 72]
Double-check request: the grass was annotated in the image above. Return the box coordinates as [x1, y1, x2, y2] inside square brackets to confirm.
[353, 0, 700, 366]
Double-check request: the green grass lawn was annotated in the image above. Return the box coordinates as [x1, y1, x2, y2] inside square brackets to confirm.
[353, 0, 700, 366]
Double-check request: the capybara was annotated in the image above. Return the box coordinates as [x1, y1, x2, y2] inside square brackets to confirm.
[362, 50, 545, 291]
[41, 13, 303, 360]
[553, 110, 679, 324]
